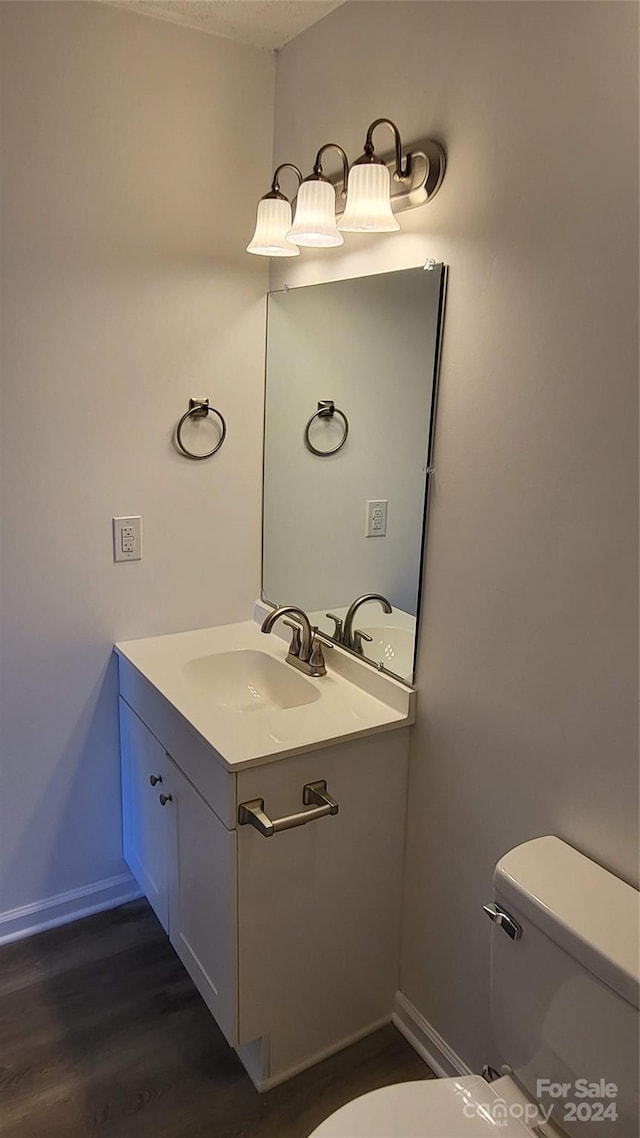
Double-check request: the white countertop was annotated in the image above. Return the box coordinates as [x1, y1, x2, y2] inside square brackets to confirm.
[115, 618, 415, 769]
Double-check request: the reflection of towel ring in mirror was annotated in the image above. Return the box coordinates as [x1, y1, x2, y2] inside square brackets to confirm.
[176, 398, 227, 460]
[304, 401, 349, 456]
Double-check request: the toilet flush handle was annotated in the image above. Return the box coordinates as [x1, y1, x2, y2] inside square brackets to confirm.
[482, 902, 522, 941]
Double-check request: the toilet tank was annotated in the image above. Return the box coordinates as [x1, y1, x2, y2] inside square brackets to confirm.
[490, 837, 639, 1138]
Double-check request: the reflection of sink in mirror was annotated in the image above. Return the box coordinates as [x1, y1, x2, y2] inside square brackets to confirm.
[358, 627, 415, 681]
[183, 650, 321, 713]
[308, 605, 416, 681]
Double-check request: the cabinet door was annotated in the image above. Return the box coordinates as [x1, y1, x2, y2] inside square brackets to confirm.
[236, 733, 409, 1083]
[166, 757, 238, 1045]
[119, 699, 170, 932]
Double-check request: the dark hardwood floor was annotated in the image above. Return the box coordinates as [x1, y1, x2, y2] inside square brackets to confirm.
[0, 900, 432, 1137]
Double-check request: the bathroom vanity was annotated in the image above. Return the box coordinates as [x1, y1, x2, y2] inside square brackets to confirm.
[116, 614, 414, 1090]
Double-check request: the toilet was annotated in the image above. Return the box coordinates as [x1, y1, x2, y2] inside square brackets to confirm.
[309, 836, 639, 1138]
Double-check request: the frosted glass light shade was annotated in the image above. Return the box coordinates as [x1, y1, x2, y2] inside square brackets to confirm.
[247, 197, 300, 257]
[287, 179, 343, 247]
[338, 163, 400, 233]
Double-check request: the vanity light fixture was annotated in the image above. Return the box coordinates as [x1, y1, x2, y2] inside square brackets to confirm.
[338, 119, 404, 233]
[246, 163, 303, 257]
[286, 144, 349, 248]
[247, 120, 445, 257]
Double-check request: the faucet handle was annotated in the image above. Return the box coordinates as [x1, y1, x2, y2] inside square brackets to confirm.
[283, 620, 301, 658]
[309, 634, 327, 676]
[325, 613, 344, 642]
[352, 629, 373, 656]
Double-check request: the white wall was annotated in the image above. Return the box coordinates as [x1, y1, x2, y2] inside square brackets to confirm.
[273, 1, 639, 1071]
[0, 1, 273, 925]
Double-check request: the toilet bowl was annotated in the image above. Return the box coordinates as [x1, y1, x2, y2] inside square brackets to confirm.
[308, 837, 639, 1138]
[309, 1074, 555, 1138]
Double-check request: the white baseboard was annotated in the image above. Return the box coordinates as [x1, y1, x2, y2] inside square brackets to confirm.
[0, 873, 143, 946]
[392, 991, 472, 1079]
[241, 1014, 393, 1093]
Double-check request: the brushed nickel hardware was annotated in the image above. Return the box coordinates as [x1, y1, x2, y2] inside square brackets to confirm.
[159, 793, 173, 807]
[304, 401, 349, 457]
[268, 163, 304, 196]
[343, 593, 393, 651]
[352, 628, 373, 656]
[283, 619, 301, 658]
[238, 780, 339, 837]
[308, 635, 326, 671]
[482, 902, 522, 941]
[482, 1065, 501, 1083]
[149, 774, 162, 786]
[176, 398, 227, 460]
[325, 613, 344, 642]
[260, 606, 327, 677]
[262, 605, 312, 660]
[309, 143, 349, 197]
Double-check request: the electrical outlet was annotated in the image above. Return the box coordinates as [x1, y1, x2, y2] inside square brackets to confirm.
[113, 516, 142, 562]
[365, 499, 387, 538]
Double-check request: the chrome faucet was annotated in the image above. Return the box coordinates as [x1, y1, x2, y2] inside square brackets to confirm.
[342, 593, 392, 652]
[260, 606, 327, 677]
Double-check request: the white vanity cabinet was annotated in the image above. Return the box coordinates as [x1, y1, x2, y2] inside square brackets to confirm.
[167, 756, 237, 1045]
[120, 700, 170, 932]
[119, 699, 238, 1046]
[116, 625, 413, 1091]
[234, 737, 409, 1087]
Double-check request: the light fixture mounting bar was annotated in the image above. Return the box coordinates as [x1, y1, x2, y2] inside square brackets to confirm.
[329, 138, 446, 216]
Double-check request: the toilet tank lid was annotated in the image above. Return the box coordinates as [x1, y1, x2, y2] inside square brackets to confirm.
[495, 837, 639, 1009]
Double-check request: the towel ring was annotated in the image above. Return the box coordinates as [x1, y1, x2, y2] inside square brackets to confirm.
[304, 401, 349, 457]
[176, 399, 227, 460]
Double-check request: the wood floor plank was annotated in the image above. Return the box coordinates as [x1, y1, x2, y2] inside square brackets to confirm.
[0, 900, 432, 1137]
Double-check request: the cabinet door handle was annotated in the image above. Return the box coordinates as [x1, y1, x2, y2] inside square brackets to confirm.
[238, 780, 338, 838]
[159, 793, 172, 806]
[149, 774, 162, 786]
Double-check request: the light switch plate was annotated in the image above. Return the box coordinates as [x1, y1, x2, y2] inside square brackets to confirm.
[113, 516, 142, 562]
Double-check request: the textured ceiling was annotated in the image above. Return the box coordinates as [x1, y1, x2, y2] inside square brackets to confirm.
[104, 0, 345, 50]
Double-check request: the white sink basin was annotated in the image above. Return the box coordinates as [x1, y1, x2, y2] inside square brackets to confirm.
[359, 626, 415, 680]
[183, 649, 320, 713]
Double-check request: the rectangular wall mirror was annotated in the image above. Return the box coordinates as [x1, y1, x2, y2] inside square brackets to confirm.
[262, 264, 447, 684]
